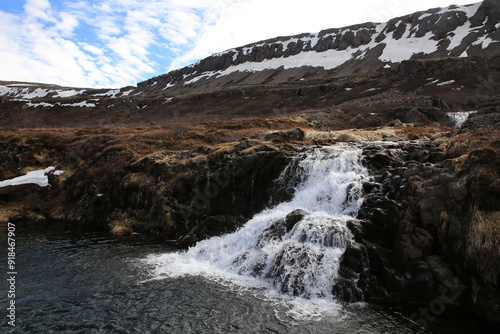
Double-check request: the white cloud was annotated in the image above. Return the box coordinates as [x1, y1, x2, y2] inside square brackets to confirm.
[80, 43, 104, 56]
[24, 0, 53, 22]
[0, 0, 482, 88]
[57, 12, 79, 36]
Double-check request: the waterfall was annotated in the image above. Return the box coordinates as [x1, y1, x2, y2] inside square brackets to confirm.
[447, 110, 477, 128]
[144, 144, 369, 302]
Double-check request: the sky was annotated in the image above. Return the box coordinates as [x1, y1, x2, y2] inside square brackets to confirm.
[0, 0, 479, 88]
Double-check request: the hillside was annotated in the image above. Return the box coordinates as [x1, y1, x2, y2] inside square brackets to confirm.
[138, 1, 500, 95]
[1, 1, 500, 128]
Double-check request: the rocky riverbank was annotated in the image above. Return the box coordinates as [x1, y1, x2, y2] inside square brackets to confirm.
[345, 130, 500, 324]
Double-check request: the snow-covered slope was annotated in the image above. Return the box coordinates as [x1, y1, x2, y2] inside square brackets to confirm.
[0, 82, 135, 106]
[138, 1, 500, 95]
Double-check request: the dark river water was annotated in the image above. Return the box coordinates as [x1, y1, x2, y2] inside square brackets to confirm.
[0, 221, 496, 334]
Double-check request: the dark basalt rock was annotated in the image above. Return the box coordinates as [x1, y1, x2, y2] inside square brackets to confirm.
[385, 107, 429, 125]
[265, 128, 305, 142]
[461, 94, 500, 130]
[415, 10, 468, 37]
[351, 114, 383, 128]
[283, 209, 308, 230]
[256, 209, 307, 248]
[332, 275, 364, 302]
[470, 0, 500, 27]
[396, 56, 500, 77]
[288, 128, 305, 141]
[342, 140, 500, 323]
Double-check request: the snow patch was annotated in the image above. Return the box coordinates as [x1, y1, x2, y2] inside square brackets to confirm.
[447, 21, 472, 51]
[464, 3, 482, 18]
[27, 102, 55, 108]
[53, 90, 84, 98]
[437, 80, 456, 86]
[380, 30, 439, 63]
[418, 13, 434, 20]
[0, 86, 13, 96]
[0, 167, 56, 188]
[6, 84, 35, 87]
[121, 90, 134, 96]
[184, 72, 213, 86]
[61, 101, 97, 108]
[162, 83, 175, 91]
[21, 88, 50, 99]
[472, 35, 496, 49]
[0, 85, 85, 99]
[205, 48, 357, 79]
[426, 79, 440, 86]
[92, 89, 121, 97]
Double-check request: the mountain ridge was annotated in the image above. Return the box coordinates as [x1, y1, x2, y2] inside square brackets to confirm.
[136, 1, 499, 96]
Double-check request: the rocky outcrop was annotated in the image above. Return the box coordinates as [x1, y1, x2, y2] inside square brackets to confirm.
[462, 94, 500, 130]
[0, 137, 293, 246]
[333, 139, 500, 324]
[395, 56, 500, 77]
[75, 143, 291, 246]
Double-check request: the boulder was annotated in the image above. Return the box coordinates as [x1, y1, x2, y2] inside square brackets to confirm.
[288, 128, 305, 141]
[257, 209, 307, 247]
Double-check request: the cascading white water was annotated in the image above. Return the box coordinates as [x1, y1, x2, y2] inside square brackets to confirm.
[447, 110, 477, 128]
[144, 144, 369, 302]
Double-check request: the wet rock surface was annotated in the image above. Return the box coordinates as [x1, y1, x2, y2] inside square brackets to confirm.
[333, 139, 500, 324]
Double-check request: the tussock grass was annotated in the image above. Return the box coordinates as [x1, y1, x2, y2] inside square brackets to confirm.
[467, 209, 500, 285]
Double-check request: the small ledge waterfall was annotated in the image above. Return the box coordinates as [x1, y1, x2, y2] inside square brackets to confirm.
[145, 144, 369, 301]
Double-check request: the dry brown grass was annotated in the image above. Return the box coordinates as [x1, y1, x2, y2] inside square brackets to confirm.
[446, 129, 500, 159]
[467, 209, 500, 285]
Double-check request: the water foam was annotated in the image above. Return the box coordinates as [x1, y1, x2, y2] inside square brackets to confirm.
[143, 144, 368, 307]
